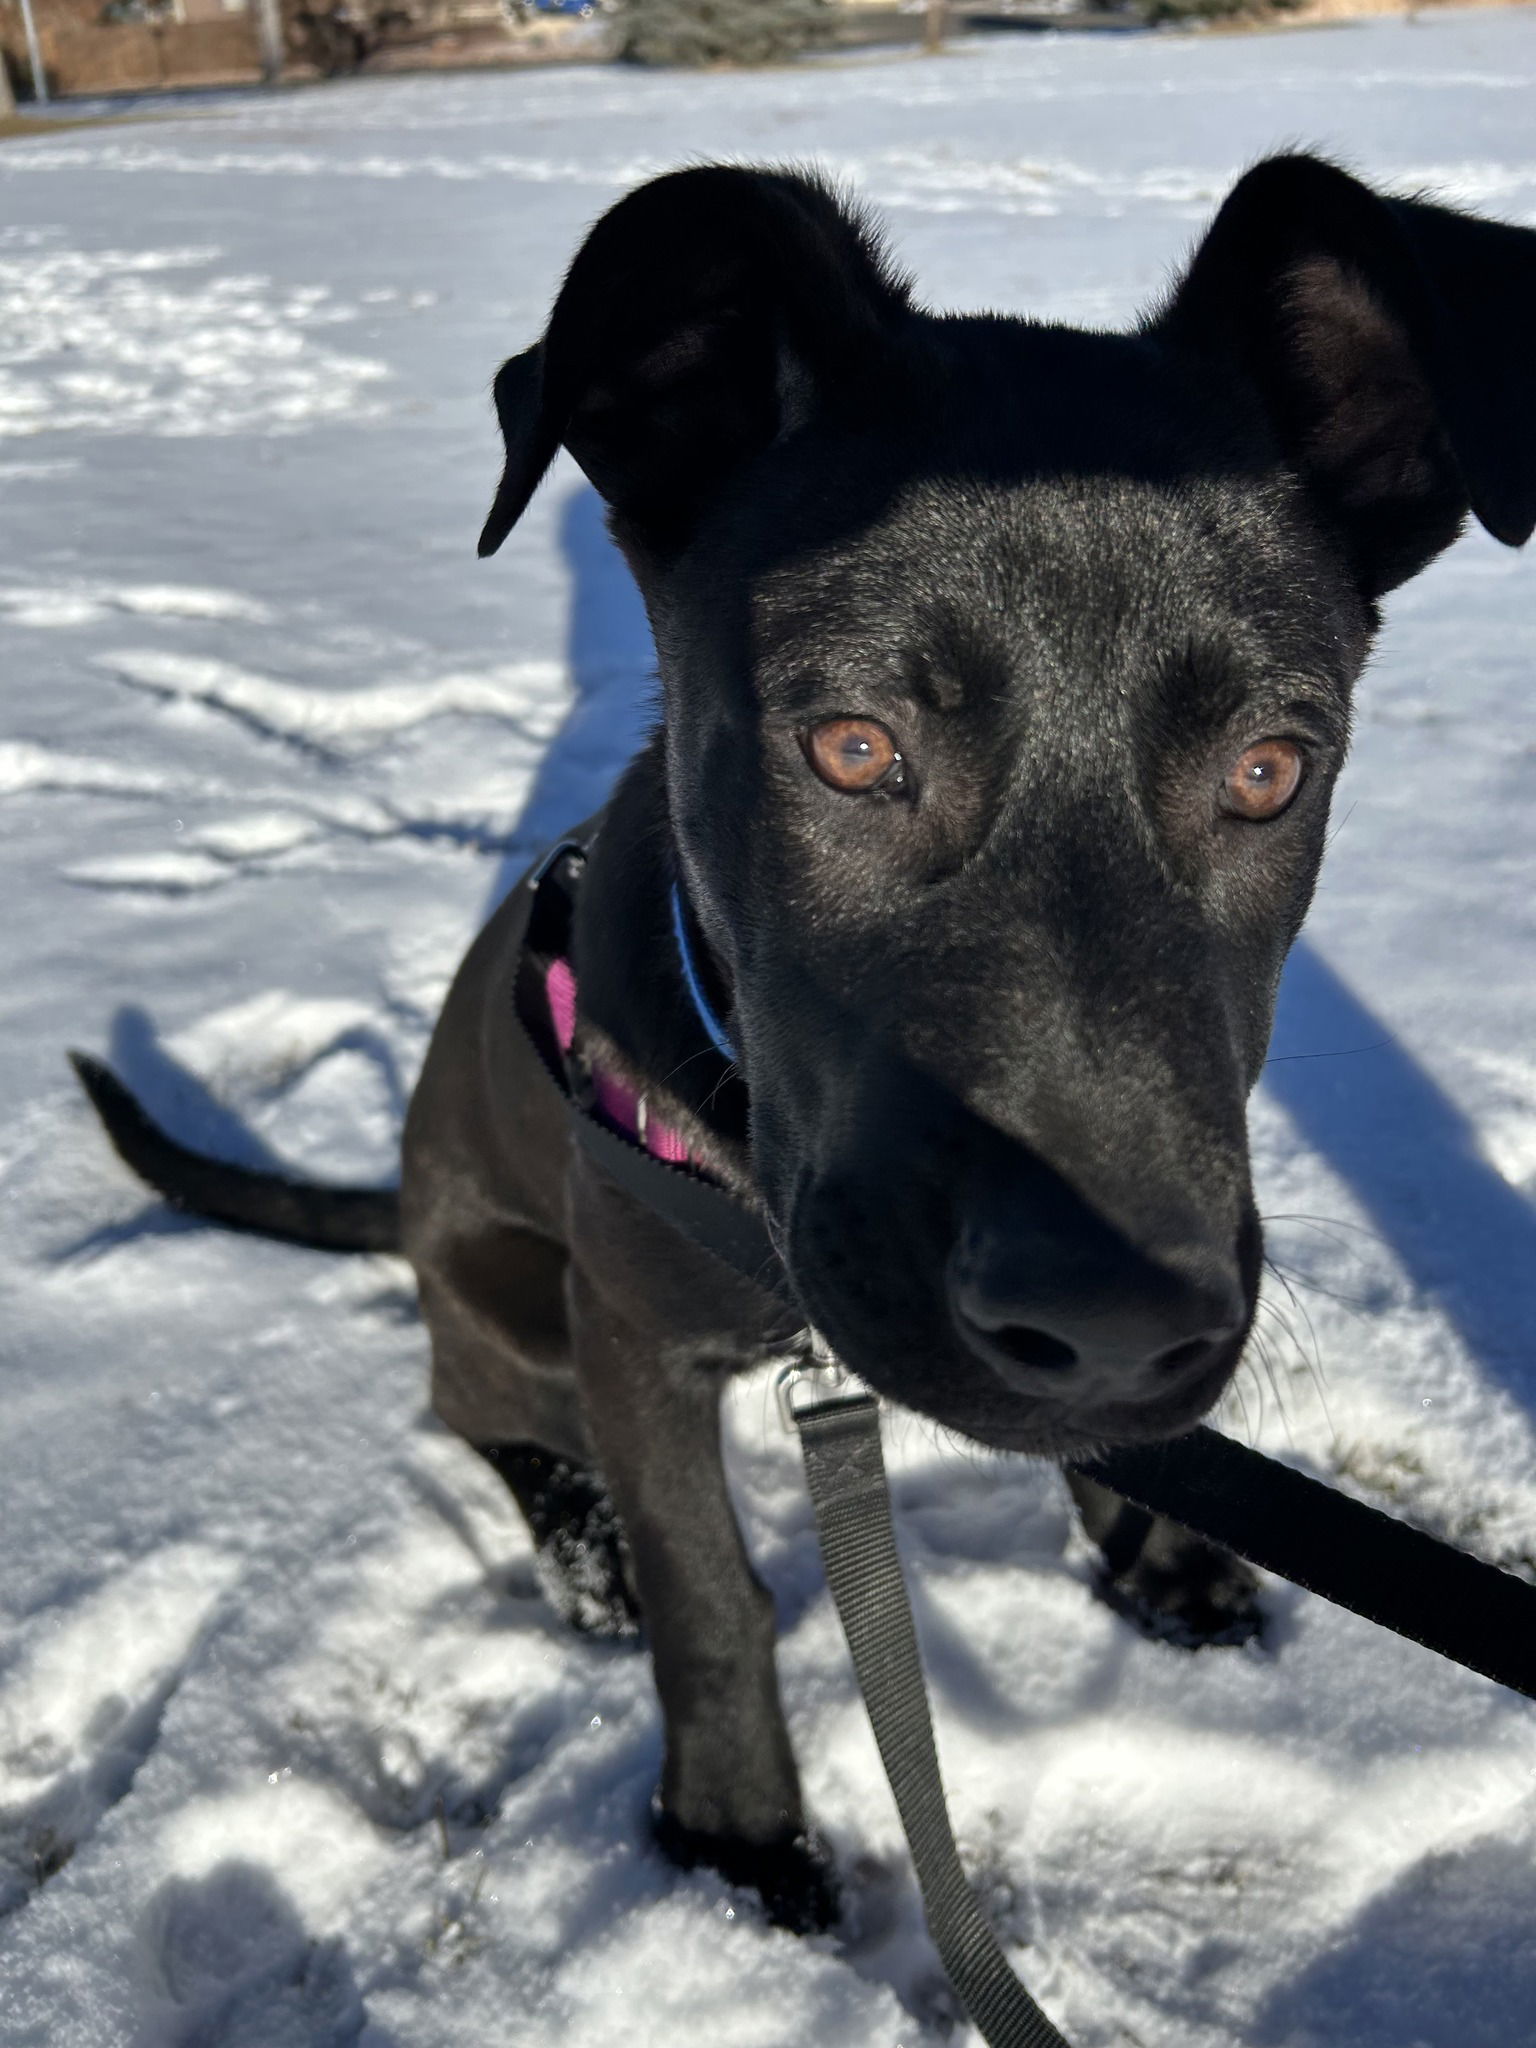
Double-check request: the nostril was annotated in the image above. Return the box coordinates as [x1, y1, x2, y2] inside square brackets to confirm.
[980, 1324, 1078, 1374]
[1155, 1334, 1224, 1377]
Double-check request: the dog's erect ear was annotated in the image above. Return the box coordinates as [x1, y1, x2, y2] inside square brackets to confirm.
[1155, 154, 1536, 596]
[477, 166, 911, 558]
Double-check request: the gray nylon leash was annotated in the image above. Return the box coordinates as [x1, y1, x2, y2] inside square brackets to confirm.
[794, 1389, 1073, 2048]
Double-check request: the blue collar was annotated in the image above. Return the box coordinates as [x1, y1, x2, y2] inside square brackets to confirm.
[669, 884, 739, 1065]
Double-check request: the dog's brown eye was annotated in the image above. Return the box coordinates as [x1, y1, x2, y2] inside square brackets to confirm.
[805, 718, 904, 794]
[1223, 739, 1304, 821]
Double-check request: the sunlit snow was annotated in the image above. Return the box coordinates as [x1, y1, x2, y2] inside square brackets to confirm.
[2, 14, 1535, 2044]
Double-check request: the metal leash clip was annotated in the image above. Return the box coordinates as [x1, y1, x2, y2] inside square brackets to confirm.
[775, 1327, 867, 1431]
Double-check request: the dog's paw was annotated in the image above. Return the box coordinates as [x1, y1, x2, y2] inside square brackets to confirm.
[1094, 1540, 1265, 1651]
[652, 1808, 841, 1934]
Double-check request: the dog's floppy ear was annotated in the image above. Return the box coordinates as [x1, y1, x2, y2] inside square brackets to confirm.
[478, 166, 911, 558]
[1154, 153, 1536, 597]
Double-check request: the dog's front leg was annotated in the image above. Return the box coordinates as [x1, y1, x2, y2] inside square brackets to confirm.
[566, 1259, 837, 1931]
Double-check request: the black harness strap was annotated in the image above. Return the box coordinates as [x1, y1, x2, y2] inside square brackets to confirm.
[567, 1104, 788, 1304]
[1081, 1427, 1536, 1698]
[517, 838, 793, 1305]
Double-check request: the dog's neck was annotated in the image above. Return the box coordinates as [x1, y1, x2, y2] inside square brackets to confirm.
[569, 737, 754, 1192]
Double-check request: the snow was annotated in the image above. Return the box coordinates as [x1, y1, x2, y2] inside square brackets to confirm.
[2, 12, 1536, 2043]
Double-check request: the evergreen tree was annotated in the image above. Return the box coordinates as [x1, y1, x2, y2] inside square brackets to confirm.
[618, 0, 830, 68]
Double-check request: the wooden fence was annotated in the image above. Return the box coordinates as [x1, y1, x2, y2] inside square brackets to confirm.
[31, 18, 262, 94]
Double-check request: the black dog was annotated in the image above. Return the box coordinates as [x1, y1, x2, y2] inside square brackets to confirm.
[74, 155, 1536, 1932]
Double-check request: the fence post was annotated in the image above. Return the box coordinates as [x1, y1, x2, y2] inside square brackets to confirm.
[17, 0, 48, 103]
[923, 0, 946, 54]
[254, 0, 284, 84]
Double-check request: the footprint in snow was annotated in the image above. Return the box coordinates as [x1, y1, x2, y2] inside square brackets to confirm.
[0, 1545, 235, 1916]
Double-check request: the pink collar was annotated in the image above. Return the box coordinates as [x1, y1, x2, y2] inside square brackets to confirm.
[545, 956, 695, 1169]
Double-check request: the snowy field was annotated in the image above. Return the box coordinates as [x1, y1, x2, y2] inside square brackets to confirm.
[3, 11, 1536, 2044]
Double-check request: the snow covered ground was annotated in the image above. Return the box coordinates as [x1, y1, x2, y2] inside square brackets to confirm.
[3, 12, 1536, 2044]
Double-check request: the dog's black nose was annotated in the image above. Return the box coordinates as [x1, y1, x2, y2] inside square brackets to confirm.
[948, 1220, 1245, 1401]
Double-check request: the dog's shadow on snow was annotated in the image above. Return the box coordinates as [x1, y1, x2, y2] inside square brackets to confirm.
[140, 1858, 385, 2045]
[1249, 1827, 1536, 2048]
[1265, 941, 1536, 1416]
[483, 482, 657, 912]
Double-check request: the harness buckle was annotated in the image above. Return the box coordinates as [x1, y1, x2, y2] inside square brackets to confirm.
[775, 1328, 866, 1431]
